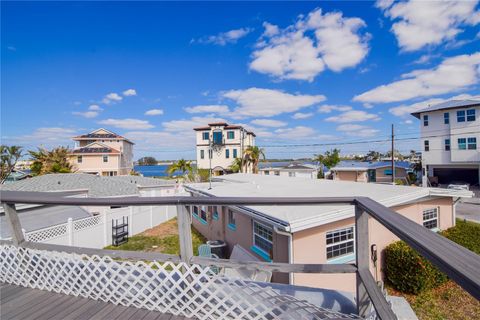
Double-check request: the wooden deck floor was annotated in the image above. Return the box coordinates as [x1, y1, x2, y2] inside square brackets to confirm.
[0, 283, 191, 320]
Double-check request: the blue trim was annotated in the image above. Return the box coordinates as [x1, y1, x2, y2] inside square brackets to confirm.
[227, 223, 236, 231]
[251, 246, 272, 262]
[212, 212, 219, 221]
[192, 213, 207, 225]
[327, 254, 355, 264]
[430, 227, 440, 233]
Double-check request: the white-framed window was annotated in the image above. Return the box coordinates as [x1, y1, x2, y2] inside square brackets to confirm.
[228, 210, 236, 230]
[326, 226, 355, 260]
[200, 150, 204, 159]
[77, 156, 82, 163]
[423, 208, 439, 230]
[253, 221, 273, 258]
[103, 155, 108, 163]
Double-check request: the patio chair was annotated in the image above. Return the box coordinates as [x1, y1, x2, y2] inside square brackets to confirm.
[223, 245, 272, 283]
[198, 244, 220, 274]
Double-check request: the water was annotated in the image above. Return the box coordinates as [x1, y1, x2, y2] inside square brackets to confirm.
[134, 165, 170, 177]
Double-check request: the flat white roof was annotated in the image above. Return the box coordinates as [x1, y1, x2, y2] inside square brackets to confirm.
[186, 173, 471, 232]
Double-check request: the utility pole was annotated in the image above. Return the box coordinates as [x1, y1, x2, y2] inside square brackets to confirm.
[208, 140, 212, 189]
[391, 124, 395, 184]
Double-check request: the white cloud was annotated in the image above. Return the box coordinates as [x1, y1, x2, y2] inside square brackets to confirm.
[184, 105, 230, 114]
[222, 87, 326, 117]
[326, 110, 381, 123]
[354, 52, 480, 104]
[72, 111, 99, 119]
[102, 92, 123, 104]
[274, 126, 317, 139]
[251, 119, 288, 127]
[6, 127, 77, 147]
[377, 0, 480, 51]
[123, 89, 137, 96]
[389, 93, 480, 117]
[144, 109, 164, 116]
[88, 104, 102, 111]
[250, 8, 369, 81]
[292, 112, 314, 119]
[197, 27, 253, 45]
[336, 124, 380, 137]
[404, 119, 413, 124]
[162, 116, 226, 132]
[98, 118, 154, 130]
[317, 104, 353, 113]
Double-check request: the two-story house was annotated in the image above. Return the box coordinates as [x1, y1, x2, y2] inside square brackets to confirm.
[69, 128, 134, 176]
[194, 122, 255, 175]
[411, 100, 479, 187]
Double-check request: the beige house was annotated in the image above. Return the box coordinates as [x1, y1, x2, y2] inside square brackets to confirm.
[69, 128, 134, 176]
[331, 161, 411, 184]
[194, 122, 255, 175]
[186, 174, 471, 292]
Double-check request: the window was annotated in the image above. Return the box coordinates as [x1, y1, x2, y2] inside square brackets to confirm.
[227, 210, 236, 230]
[192, 206, 207, 224]
[445, 139, 450, 151]
[384, 169, 393, 176]
[233, 149, 237, 158]
[253, 221, 273, 260]
[458, 138, 466, 150]
[423, 115, 429, 126]
[424, 140, 429, 151]
[444, 112, 449, 124]
[200, 206, 207, 222]
[264, 171, 270, 175]
[467, 137, 477, 150]
[208, 149, 213, 159]
[202, 132, 209, 140]
[212, 131, 223, 144]
[274, 171, 280, 176]
[200, 150, 204, 159]
[326, 226, 355, 260]
[225, 149, 230, 159]
[103, 155, 108, 163]
[457, 110, 466, 122]
[423, 208, 438, 230]
[467, 109, 476, 122]
[288, 172, 295, 177]
[77, 156, 82, 163]
[227, 131, 235, 139]
[211, 206, 219, 220]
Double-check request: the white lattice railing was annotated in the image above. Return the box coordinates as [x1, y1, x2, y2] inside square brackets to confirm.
[25, 223, 67, 242]
[73, 215, 101, 231]
[0, 245, 361, 320]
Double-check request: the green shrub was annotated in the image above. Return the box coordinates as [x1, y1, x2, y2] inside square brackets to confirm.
[384, 241, 447, 294]
[441, 219, 480, 255]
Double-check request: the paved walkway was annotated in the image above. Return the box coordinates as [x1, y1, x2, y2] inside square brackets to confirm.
[0, 283, 190, 320]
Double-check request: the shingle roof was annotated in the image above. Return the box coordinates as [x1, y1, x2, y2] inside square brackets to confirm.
[0, 173, 175, 197]
[411, 99, 480, 118]
[331, 161, 411, 171]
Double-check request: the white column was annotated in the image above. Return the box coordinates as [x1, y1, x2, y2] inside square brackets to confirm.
[67, 218, 73, 246]
[149, 206, 154, 228]
[103, 213, 108, 247]
[129, 207, 134, 236]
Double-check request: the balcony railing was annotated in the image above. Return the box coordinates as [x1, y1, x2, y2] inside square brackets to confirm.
[1, 190, 480, 320]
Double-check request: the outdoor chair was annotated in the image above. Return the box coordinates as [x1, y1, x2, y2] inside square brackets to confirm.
[198, 244, 220, 274]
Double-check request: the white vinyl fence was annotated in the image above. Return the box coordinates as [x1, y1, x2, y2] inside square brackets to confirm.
[23, 205, 177, 248]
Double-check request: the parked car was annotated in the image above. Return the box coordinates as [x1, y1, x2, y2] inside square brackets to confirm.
[447, 182, 470, 191]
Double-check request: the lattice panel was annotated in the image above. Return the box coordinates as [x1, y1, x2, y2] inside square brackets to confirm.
[73, 215, 101, 231]
[25, 224, 67, 242]
[0, 245, 362, 320]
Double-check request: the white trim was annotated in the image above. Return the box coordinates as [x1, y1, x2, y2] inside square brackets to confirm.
[252, 220, 273, 258]
[325, 225, 355, 261]
[422, 207, 439, 230]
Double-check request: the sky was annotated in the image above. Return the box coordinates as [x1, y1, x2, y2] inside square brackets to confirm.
[2, 1, 480, 160]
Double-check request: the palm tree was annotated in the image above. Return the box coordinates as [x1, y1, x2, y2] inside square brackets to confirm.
[1, 145, 23, 183]
[29, 146, 73, 176]
[167, 159, 193, 177]
[229, 157, 243, 173]
[243, 146, 265, 174]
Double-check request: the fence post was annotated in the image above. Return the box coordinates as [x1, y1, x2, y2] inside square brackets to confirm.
[149, 206, 153, 228]
[355, 205, 371, 317]
[2, 203, 25, 245]
[103, 212, 108, 247]
[129, 207, 134, 236]
[176, 205, 193, 263]
[67, 218, 73, 246]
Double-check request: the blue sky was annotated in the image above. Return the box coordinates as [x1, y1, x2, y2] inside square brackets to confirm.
[2, 1, 479, 160]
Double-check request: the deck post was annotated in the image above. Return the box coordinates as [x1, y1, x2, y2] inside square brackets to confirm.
[176, 205, 193, 263]
[355, 205, 371, 318]
[2, 203, 25, 245]
[67, 218, 73, 246]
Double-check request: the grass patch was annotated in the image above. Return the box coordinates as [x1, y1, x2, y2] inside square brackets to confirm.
[105, 218, 206, 255]
[387, 218, 480, 319]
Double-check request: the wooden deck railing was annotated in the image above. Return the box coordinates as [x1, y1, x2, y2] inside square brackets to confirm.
[1, 190, 480, 320]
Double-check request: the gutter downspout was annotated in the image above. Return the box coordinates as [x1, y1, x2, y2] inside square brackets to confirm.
[274, 226, 293, 285]
[453, 197, 462, 227]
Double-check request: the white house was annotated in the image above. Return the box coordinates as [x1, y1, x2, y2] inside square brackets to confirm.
[411, 99, 480, 187]
[259, 163, 320, 179]
[194, 122, 255, 175]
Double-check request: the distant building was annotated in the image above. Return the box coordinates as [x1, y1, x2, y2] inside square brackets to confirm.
[194, 122, 255, 175]
[68, 128, 134, 176]
[330, 161, 411, 184]
[259, 163, 319, 179]
[411, 100, 480, 187]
